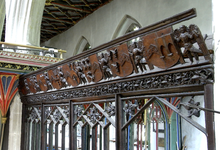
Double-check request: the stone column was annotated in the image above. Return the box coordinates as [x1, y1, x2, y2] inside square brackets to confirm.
[8, 93, 22, 150]
[5, 0, 46, 46]
[213, 0, 220, 150]
[0, 0, 5, 41]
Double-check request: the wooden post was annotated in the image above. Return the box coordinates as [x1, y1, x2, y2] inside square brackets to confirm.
[115, 94, 126, 150]
[204, 84, 216, 150]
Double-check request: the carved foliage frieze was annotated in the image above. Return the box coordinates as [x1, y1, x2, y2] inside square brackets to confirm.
[23, 67, 213, 103]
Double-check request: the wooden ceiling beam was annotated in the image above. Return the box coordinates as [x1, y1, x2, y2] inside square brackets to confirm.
[52, 6, 76, 23]
[44, 8, 59, 20]
[80, 0, 93, 11]
[43, 26, 66, 30]
[62, 0, 99, 7]
[48, 2, 91, 13]
[43, 16, 73, 24]
[55, 16, 80, 19]
[42, 20, 63, 33]
[41, 28, 59, 34]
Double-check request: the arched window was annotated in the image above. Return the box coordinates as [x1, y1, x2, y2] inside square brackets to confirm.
[75, 36, 91, 55]
[112, 15, 141, 39]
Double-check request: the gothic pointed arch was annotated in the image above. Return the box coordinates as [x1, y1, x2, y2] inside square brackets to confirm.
[112, 15, 142, 39]
[74, 36, 91, 55]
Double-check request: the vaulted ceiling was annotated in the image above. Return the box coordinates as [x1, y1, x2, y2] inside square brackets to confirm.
[1, 0, 112, 43]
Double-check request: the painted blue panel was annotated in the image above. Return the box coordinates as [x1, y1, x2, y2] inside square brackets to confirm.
[9, 79, 18, 97]
[2, 76, 7, 94]
[6, 76, 12, 93]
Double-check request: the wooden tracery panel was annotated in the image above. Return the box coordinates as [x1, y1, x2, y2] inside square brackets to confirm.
[23, 105, 41, 150]
[71, 100, 116, 150]
[19, 9, 215, 150]
[42, 104, 69, 150]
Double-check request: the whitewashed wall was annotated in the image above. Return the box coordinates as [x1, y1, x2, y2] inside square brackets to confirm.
[181, 96, 207, 150]
[213, 0, 220, 150]
[43, 0, 212, 59]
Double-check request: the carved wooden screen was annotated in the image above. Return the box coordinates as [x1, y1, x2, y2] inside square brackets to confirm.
[117, 95, 207, 150]
[19, 9, 215, 150]
[42, 104, 69, 150]
[71, 99, 116, 150]
[23, 105, 41, 150]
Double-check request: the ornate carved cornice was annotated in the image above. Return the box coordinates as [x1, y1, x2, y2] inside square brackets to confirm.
[21, 65, 213, 104]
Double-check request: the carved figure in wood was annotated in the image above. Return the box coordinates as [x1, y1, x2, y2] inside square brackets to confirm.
[74, 61, 87, 84]
[44, 72, 54, 90]
[180, 97, 200, 118]
[173, 25, 205, 63]
[108, 49, 118, 60]
[108, 49, 120, 74]
[81, 57, 94, 83]
[98, 53, 112, 79]
[128, 40, 147, 73]
[32, 76, 41, 92]
[87, 71, 94, 82]
[59, 67, 69, 87]
[24, 78, 30, 94]
[85, 57, 91, 70]
[47, 69, 63, 89]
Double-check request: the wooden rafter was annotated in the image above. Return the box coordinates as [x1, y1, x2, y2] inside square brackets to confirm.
[80, 0, 93, 11]
[43, 16, 73, 24]
[40, 0, 111, 43]
[49, 2, 91, 13]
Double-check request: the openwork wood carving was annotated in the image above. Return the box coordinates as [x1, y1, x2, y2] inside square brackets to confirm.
[22, 66, 213, 103]
[20, 10, 216, 150]
[19, 11, 213, 103]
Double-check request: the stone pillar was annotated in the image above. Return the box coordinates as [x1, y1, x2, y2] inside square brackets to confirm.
[0, 0, 5, 41]
[8, 93, 22, 150]
[213, 0, 220, 150]
[5, 0, 46, 46]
